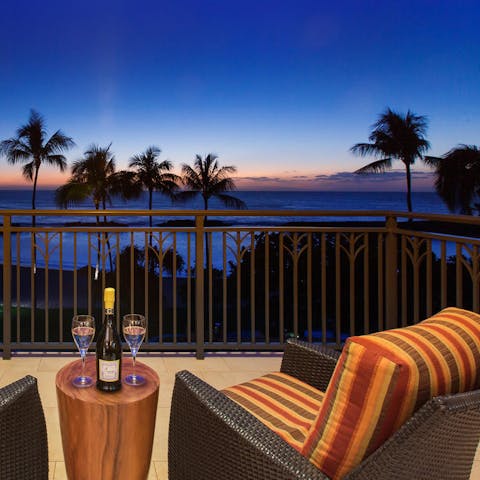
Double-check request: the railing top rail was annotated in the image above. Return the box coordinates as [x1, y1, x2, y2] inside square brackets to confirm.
[0, 208, 479, 224]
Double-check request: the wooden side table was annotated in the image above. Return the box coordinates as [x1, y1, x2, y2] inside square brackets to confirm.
[56, 357, 159, 480]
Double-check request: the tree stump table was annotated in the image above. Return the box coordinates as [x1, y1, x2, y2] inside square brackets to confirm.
[56, 357, 159, 480]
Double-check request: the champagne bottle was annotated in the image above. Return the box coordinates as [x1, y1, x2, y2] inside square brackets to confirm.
[96, 287, 122, 392]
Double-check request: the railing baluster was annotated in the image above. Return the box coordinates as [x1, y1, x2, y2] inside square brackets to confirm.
[441, 241, 447, 309]
[173, 233, 177, 344]
[385, 216, 398, 329]
[307, 233, 312, 343]
[335, 233, 341, 346]
[265, 232, 270, 345]
[3, 215, 12, 358]
[195, 215, 205, 359]
[222, 232, 227, 345]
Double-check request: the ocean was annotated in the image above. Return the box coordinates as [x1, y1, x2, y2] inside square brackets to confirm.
[0, 189, 451, 270]
[0, 189, 449, 224]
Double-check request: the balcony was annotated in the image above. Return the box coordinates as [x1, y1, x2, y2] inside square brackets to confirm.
[1, 352, 479, 479]
[1, 209, 480, 478]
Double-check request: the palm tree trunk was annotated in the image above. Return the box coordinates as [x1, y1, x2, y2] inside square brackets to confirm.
[148, 188, 153, 247]
[102, 199, 114, 272]
[203, 196, 209, 341]
[405, 162, 413, 213]
[95, 204, 101, 280]
[203, 196, 209, 269]
[32, 164, 40, 274]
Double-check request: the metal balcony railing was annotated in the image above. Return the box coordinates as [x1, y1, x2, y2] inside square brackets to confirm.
[1, 209, 479, 359]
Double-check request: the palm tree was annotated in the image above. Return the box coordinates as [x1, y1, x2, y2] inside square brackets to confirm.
[178, 153, 246, 212]
[128, 146, 180, 232]
[426, 145, 480, 215]
[177, 153, 246, 267]
[56, 144, 140, 212]
[0, 110, 75, 222]
[351, 108, 430, 212]
[55, 144, 142, 275]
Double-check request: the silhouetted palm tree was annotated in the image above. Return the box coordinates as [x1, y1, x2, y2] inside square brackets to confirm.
[128, 146, 180, 232]
[55, 144, 141, 275]
[0, 110, 75, 222]
[351, 108, 430, 212]
[177, 153, 246, 268]
[426, 145, 480, 215]
[178, 153, 246, 211]
[56, 144, 140, 212]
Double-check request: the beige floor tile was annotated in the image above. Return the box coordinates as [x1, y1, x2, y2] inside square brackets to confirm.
[36, 371, 60, 408]
[163, 354, 230, 373]
[140, 356, 168, 372]
[470, 460, 480, 479]
[44, 406, 64, 463]
[1, 356, 42, 370]
[154, 461, 168, 480]
[53, 462, 68, 480]
[39, 356, 77, 372]
[48, 462, 55, 480]
[222, 354, 282, 372]
[0, 367, 41, 387]
[152, 414, 170, 462]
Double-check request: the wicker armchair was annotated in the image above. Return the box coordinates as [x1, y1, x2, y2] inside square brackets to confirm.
[168, 339, 480, 480]
[0, 375, 48, 480]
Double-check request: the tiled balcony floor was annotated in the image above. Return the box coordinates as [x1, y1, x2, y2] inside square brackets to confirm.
[1, 353, 479, 480]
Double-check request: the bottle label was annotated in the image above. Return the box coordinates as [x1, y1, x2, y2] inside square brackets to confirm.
[99, 359, 120, 382]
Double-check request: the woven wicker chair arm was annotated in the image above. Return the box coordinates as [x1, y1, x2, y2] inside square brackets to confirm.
[168, 370, 329, 480]
[346, 389, 480, 480]
[0, 375, 48, 480]
[280, 339, 341, 391]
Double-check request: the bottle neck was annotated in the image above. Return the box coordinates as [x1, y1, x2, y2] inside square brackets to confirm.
[105, 307, 114, 324]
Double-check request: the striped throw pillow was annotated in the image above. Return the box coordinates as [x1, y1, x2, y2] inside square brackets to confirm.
[302, 307, 480, 479]
[223, 372, 325, 450]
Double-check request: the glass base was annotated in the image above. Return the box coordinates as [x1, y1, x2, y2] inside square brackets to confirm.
[72, 375, 93, 388]
[124, 374, 145, 386]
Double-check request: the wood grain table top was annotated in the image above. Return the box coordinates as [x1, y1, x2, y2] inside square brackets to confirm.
[56, 356, 160, 405]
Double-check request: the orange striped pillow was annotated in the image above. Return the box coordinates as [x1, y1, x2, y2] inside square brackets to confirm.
[302, 307, 480, 479]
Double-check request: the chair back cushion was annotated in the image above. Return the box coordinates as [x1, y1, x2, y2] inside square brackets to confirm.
[301, 307, 480, 479]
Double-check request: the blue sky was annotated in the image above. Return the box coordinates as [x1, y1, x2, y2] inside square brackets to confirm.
[0, 0, 479, 190]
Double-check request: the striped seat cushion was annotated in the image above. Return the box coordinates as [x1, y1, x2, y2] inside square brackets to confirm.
[222, 372, 325, 450]
[302, 307, 480, 479]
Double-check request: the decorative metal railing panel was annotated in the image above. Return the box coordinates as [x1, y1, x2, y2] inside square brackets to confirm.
[1, 210, 479, 358]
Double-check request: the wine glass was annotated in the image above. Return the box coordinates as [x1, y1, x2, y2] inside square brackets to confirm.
[71, 315, 95, 387]
[123, 314, 146, 386]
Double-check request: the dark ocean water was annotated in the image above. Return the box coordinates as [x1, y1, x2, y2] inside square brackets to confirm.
[0, 189, 450, 269]
[0, 189, 449, 225]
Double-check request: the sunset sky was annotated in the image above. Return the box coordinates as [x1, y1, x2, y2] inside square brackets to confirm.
[0, 0, 478, 191]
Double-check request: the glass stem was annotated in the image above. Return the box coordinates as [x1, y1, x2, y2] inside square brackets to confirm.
[132, 352, 136, 373]
[81, 350, 86, 378]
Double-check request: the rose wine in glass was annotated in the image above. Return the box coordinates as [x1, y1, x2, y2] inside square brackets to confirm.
[123, 314, 146, 386]
[72, 315, 95, 387]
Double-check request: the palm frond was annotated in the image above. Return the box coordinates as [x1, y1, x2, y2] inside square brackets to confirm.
[44, 154, 68, 171]
[214, 193, 247, 209]
[354, 158, 392, 174]
[55, 182, 92, 208]
[423, 155, 441, 167]
[350, 142, 384, 158]
[22, 161, 35, 181]
[173, 190, 199, 204]
[44, 130, 75, 154]
[0, 138, 32, 163]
